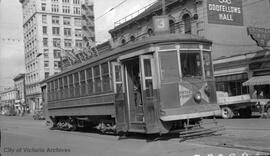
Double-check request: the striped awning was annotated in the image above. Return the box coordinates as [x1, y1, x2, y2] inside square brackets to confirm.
[243, 75, 270, 86]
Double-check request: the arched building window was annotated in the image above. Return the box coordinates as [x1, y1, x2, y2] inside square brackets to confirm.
[147, 28, 154, 36]
[121, 39, 126, 45]
[130, 35, 135, 42]
[182, 14, 191, 34]
[169, 20, 175, 34]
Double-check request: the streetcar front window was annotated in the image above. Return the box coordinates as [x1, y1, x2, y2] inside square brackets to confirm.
[203, 51, 213, 78]
[180, 51, 202, 78]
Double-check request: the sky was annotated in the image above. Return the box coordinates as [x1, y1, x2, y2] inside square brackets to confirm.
[0, 0, 156, 91]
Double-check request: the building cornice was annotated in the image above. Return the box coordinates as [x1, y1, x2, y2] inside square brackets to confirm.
[13, 73, 25, 81]
[23, 11, 82, 26]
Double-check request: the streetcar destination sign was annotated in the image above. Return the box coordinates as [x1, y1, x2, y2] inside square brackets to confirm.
[207, 0, 243, 26]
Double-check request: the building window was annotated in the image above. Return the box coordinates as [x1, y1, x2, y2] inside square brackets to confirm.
[54, 61, 60, 68]
[74, 18, 81, 27]
[62, 0, 69, 3]
[44, 49, 49, 58]
[52, 27, 60, 35]
[216, 74, 249, 96]
[44, 61, 49, 67]
[51, 4, 59, 12]
[41, 3, 46, 11]
[75, 29, 82, 37]
[43, 38, 48, 47]
[75, 40, 82, 48]
[52, 16, 60, 24]
[52, 0, 59, 2]
[73, 7, 81, 15]
[182, 14, 191, 34]
[64, 28, 71, 36]
[53, 49, 61, 58]
[73, 0, 80, 4]
[64, 39, 72, 48]
[42, 15, 47, 23]
[53, 38, 61, 47]
[42, 26, 47, 34]
[45, 72, 50, 78]
[169, 20, 175, 34]
[62, 5, 70, 14]
[63, 17, 71, 25]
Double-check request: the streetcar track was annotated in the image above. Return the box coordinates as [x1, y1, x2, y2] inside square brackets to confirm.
[226, 128, 270, 131]
[187, 140, 270, 154]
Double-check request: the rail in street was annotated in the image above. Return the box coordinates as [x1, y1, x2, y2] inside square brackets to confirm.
[0, 116, 269, 156]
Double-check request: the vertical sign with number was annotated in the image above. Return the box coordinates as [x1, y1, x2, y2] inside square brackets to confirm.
[152, 16, 170, 34]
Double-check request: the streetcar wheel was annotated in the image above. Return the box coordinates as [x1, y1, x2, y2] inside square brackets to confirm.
[221, 107, 233, 119]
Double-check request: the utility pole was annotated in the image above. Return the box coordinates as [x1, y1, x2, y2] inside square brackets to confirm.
[161, 0, 166, 15]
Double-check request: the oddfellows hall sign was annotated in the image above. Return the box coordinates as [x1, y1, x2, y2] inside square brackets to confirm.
[207, 0, 243, 26]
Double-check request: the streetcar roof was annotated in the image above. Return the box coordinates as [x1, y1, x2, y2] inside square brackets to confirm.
[42, 34, 212, 83]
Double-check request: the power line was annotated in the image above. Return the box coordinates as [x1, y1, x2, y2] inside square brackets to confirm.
[96, 0, 127, 21]
[0, 37, 23, 42]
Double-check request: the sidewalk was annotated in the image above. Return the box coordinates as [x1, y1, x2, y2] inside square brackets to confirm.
[0, 113, 33, 120]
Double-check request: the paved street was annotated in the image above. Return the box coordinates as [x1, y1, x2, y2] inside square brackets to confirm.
[0, 116, 269, 156]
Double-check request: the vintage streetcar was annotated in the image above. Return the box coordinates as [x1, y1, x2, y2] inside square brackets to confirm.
[41, 34, 221, 137]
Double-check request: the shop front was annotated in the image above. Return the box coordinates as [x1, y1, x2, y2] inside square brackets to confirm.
[214, 49, 270, 118]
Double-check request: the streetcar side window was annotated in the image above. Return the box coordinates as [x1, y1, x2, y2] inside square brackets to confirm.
[59, 78, 63, 99]
[68, 74, 74, 97]
[63, 76, 68, 98]
[101, 62, 111, 92]
[74, 72, 80, 97]
[86, 67, 93, 95]
[51, 81, 54, 101]
[180, 51, 202, 78]
[48, 82, 52, 101]
[94, 65, 102, 93]
[80, 70, 86, 96]
[54, 79, 59, 100]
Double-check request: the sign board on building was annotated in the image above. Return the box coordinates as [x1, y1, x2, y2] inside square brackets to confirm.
[207, 0, 243, 26]
[247, 27, 270, 47]
[152, 16, 170, 34]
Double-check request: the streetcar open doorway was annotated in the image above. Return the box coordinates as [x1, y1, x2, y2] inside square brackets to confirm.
[124, 57, 144, 124]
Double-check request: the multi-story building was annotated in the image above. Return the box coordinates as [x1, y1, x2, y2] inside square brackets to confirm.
[0, 88, 17, 106]
[0, 88, 18, 115]
[13, 73, 27, 112]
[19, 0, 95, 112]
[109, 0, 269, 58]
[81, 0, 95, 48]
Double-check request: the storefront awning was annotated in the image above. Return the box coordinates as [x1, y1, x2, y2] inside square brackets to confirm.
[243, 75, 270, 86]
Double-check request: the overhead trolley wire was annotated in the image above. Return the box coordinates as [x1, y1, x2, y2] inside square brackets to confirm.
[95, 0, 127, 21]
